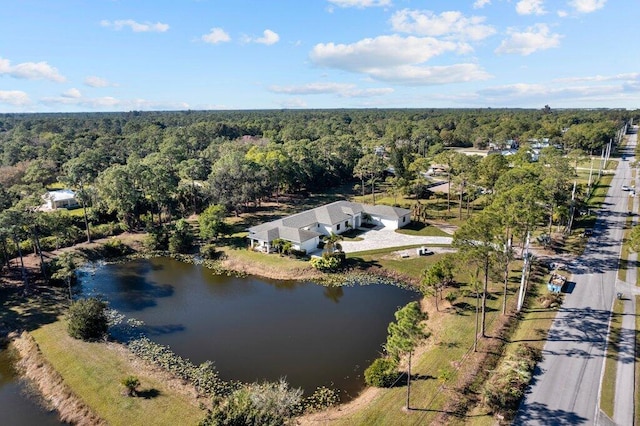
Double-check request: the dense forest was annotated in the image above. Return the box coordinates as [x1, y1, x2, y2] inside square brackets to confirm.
[0, 107, 636, 266]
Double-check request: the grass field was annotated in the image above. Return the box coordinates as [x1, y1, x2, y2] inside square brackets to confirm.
[31, 321, 204, 426]
[600, 299, 623, 418]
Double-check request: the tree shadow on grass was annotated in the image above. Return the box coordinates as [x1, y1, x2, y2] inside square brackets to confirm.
[0, 283, 67, 334]
[137, 388, 161, 399]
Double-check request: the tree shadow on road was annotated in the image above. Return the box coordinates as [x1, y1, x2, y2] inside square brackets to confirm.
[514, 401, 589, 425]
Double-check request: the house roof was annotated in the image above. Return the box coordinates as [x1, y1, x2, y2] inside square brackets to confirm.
[250, 226, 321, 244]
[44, 189, 77, 202]
[248, 200, 410, 244]
[363, 204, 410, 219]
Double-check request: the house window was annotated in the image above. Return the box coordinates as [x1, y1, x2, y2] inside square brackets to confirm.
[345, 221, 348, 227]
[403, 216, 406, 222]
[337, 224, 341, 231]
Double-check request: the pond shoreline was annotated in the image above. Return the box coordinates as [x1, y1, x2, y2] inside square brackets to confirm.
[2, 232, 420, 424]
[11, 331, 106, 426]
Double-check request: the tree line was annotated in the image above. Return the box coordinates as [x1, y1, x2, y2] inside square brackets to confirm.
[0, 107, 633, 282]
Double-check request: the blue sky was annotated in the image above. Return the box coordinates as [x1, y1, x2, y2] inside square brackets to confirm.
[1, 0, 638, 112]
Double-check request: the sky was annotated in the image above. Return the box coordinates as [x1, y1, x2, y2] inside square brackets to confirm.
[1, 0, 638, 112]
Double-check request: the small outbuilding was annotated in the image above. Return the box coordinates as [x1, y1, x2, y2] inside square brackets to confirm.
[42, 189, 79, 210]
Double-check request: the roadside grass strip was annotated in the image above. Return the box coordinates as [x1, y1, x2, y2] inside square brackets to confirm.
[600, 299, 624, 418]
[618, 214, 633, 281]
[330, 263, 540, 425]
[31, 321, 204, 426]
[635, 296, 640, 426]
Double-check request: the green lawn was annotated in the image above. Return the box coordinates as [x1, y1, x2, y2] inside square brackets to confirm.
[600, 299, 623, 418]
[395, 221, 451, 237]
[31, 321, 204, 426]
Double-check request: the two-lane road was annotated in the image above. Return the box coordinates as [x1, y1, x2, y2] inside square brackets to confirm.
[516, 131, 637, 425]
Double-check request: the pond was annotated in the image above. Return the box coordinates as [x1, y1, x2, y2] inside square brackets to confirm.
[0, 345, 63, 425]
[79, 257, 418, 400]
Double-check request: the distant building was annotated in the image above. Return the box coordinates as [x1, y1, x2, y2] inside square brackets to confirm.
[42, 189, 79, 210]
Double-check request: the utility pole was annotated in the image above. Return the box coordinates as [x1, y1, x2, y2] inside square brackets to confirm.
[517, 232, 530, 312]
[566, 181, 577, 234]
[587, 156, 594, 197]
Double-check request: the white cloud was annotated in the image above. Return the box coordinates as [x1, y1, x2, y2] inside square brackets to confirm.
[257, 29, 280, 45]
[366, 63, 491, 85]
[568, 0, 606, 13]
[312, 35, 462, 71]
[473, 0, 491, 8]
[495, 24, 561, 55]
[553, 73, 640, 83]
[62, 88, 82, 98]
[40, 94, 189, 111]
[465, 71, 640, 106]
[327, 0, 391, 8]
[84, 76, 116, 87]
[390, 10, 496, 41]
[557, 10, 569, 17]
[310, 35, 489, 85]
[0, 90, 30, 106]
[201, 28, 231, 44]
[100, 19, 169, 33]
[268, 82, 393, 97]
[478, 82, 614, 103]
[0, 57, 66, 82]
[516, 0, 546, 15]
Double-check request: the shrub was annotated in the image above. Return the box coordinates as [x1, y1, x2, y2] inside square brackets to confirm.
[309, 254, 342, 272]
[67, 297, 108, 341]
[483, 344, 542, 418]
[19, 239, 34, 254]
[200, 244, 220, 260]
[39, 236, 58, 251]
[169, 219, 194, 254]
[91, 222, 125, 239]
[445, 291, 458, 304]
[289, 248, 307, 259]
[103, 238, 133, 258]
[201, 379, 302, 426]
[364, 357, 399, 388]
[143, 225, 170, 251]
[121, 375, 140, 396]
[538, 292, 563, 309]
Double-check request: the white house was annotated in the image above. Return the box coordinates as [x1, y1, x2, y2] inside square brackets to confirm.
[247, 200, 411, 253]
[42, 189, 79, 210]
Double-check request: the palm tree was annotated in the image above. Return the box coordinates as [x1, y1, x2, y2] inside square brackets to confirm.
[323, 233, 344, 255]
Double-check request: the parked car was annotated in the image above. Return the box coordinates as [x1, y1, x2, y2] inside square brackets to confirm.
[622, 185, 630, 191]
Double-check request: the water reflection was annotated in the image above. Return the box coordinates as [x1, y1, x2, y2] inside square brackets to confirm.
[323, 286, 344, 303]
[0, 345, 62, 425]
[80, 257, 418, 400]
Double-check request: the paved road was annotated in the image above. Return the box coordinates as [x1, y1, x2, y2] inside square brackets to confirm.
[515, 130, 637, 425]
[614, 128, 639, 426]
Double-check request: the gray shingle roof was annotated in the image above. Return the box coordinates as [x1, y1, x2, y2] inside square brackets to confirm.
[363, 204, 410, 219]
[248, 200, 410, 244]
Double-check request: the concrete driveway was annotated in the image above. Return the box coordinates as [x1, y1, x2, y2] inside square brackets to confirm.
[339, 227, 452, 253]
